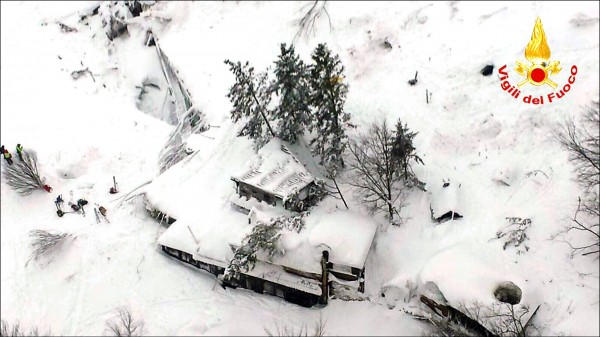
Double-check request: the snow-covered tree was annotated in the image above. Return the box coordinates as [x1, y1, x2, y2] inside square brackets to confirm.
[391, 118, 425, 189]
[224, 213, 308, 281]
[272, 43, 311, 144]
[224, 220, 283, 282]
[308, 43, 351, 171]
[2, 150, 47, 195]
[225, 60, 275, 149]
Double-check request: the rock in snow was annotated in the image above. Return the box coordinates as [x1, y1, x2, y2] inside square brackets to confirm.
[494, 281, 522, 305]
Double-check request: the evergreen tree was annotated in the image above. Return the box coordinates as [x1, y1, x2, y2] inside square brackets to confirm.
[391, 119, 425, 189]
[225, 60, 275, 148]
[308, 43, 351, 170]
[272, 43, 311, 144]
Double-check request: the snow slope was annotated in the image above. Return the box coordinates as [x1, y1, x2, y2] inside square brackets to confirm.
[1, 1, 599, 336]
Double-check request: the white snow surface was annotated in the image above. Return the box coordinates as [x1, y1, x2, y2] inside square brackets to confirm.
[1, 1, 599, 336]
[306, 209, 378, 270]
[429, 181, 464, 219]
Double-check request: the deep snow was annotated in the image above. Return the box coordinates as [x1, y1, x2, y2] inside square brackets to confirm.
[1, 1, 599, 336]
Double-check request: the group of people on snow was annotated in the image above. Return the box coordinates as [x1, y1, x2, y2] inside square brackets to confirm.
[2, 143, 111, 221]
[54, 193, 109, 222]
[1, 144, 23, 165]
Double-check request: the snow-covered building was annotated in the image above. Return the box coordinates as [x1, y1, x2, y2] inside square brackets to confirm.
[142, 136, 378, 307]
[430, 181, 464, 223]
[229, 138, 319, 212]
[155, 207, 378, 307]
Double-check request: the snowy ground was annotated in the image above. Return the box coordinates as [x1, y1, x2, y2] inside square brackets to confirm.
[1, 1, 599, 336]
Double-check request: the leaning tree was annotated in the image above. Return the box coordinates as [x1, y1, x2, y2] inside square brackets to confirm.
[2, 150, 51, 195]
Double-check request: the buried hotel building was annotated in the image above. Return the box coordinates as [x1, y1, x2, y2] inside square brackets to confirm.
[144, 138, 378, 306]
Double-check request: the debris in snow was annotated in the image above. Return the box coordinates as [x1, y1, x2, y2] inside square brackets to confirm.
[408, 71, 418, 85]
[494, 281, 522, 305]
[71, 68, 95, 82]
[569, 13, 600, 27]
[110, 176, 119, 194]
[481, 64, 494, 76]
[381, 37, 393, 50]
[57, 22, 77, 33]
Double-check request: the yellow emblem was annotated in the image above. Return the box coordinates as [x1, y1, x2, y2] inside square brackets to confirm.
[515, 17, 562, 89]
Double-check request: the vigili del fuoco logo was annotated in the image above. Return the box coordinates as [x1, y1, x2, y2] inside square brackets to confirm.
[498, 17, 578, 104]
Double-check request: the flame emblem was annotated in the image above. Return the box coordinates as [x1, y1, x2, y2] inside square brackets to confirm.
[515, 17, 562, 88]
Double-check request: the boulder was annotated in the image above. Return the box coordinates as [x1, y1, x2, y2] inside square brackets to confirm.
[494, 281, 522, 305]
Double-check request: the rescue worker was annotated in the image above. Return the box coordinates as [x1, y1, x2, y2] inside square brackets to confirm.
[77, 198, 88, 215]
[55, 195, 64, 210]
[15, 144, 23, 161]
[3, 149, 13, 165]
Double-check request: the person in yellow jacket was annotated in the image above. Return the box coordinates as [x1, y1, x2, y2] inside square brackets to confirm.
[3, 149, 13, 165]
[16, 144, 23, 161]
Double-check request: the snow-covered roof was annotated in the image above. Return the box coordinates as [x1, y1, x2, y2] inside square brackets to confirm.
[430, 181, 464, 219]
[231, 138, 315, 200]
[157, 207, 378, 279]
[254, 208, 379, 272]
[307, 210, 378, 269]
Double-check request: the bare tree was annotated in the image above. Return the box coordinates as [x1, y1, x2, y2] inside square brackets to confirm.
[0, 320, 43, 337]
[2, 150, 46, 195]
[558, 197, 600, 257]
[293, 1, 332, 43]
[555, 101, 600, 257]
[265, 315, 327, 337]
[26, 230, 76, 267]
[347, 119, 406, 224]
[105, 308, 145, 337]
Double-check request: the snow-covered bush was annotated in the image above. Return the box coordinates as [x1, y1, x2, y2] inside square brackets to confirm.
[2, 150, 46, 195]
[26, 230, 76, 267]
[494, 217, 531, 255]
[105, 307, 145, 337]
